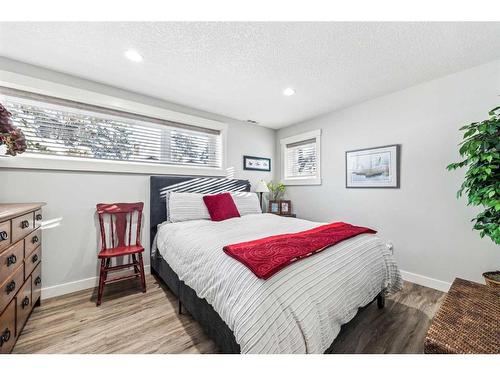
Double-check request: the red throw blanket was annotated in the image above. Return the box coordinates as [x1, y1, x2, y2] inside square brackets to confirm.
[223, 222, 376, 279]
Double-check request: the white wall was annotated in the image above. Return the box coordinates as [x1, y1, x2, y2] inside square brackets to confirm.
[0, 58, 276, 298]
[2, 58, 498, 297]
[277, 60, 500, 290]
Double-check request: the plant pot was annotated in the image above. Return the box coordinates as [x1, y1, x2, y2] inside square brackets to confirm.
[482, 271, 500, 287]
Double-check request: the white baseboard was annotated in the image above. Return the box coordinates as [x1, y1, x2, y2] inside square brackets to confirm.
[41, 265, 151, 300]
[400, 270, 451, 292]
[42, 266, 449, 300]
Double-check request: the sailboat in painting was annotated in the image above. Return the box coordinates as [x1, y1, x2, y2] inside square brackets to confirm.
[352, 155, 389, 178]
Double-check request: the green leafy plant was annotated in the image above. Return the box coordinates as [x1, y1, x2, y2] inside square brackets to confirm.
[267, 181, 286, 200]
[447, 107, 500, 244]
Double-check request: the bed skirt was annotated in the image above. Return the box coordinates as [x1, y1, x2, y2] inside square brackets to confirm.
[151, 250, 241, 353]
[150, 249, 383, 354]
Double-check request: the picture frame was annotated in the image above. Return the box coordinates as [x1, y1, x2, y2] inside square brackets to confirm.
[279, 200, 292, 215]
[345, 144, 400, 188]
[243, 155, 271, 172]
[268, 200, 280, 214]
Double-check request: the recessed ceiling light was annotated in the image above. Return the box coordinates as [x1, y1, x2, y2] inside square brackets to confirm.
[283, 87, 296, 96]
[125, 49, 143, 62]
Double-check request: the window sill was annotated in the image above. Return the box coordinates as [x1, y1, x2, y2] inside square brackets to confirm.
[282, 177, 322, 186]
[0, 154, 227, 176]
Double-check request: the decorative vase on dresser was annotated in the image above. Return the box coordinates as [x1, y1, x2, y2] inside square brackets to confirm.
[0, 203, 44, 354]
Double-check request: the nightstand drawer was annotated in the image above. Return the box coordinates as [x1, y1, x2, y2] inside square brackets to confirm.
[12, 213, 34, 243]
[0, 241, 24, 286]
[25, 229, 41, 257]
[0, 264, 24, 313]
[0, 221, 11, 253]
[0, 299, 15, 354]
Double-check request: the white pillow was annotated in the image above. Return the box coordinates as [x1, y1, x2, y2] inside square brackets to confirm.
[167, 191, 210, 223]
[231, 192, 262, 216]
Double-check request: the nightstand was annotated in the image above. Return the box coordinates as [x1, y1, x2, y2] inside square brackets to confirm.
[273, 213, 296, 218]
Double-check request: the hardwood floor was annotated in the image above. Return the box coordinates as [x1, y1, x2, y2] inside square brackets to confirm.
[13, 274, 445, 354]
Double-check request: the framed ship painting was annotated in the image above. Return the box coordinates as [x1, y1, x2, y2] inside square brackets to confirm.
[345, 144, 400, 188]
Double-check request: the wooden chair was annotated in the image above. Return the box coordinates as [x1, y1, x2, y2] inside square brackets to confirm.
[96, 202, 146, 306]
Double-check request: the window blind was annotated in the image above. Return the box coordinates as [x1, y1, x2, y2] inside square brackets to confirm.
[285, 138, 317, 178]
[0, 88, 222, 168]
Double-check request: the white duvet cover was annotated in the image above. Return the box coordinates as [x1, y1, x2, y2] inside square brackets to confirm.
[156, 213, 402, 353]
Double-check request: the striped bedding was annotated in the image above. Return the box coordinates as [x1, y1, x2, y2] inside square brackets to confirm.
[156, 213, 402, 353]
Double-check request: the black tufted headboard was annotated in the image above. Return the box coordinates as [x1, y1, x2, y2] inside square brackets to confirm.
[149, 175, 251, 249]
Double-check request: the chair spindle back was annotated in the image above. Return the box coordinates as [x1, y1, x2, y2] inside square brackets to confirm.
[96, 202, 144, 250]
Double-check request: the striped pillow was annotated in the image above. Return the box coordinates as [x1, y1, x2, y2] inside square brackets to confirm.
[232, 192, 262, 216]
[167, 192, 210, 223]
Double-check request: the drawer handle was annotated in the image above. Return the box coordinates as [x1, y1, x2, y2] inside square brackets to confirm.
[21, 220, 30, 229]
[0, 328, 11, 347]
[32, 254, 39, 263]
[32, 235, 39, 244]
[36, 213, 43, 221]
[35, 276, 42, 286]
[6, 254, 17, 267]
[22, 296, 30, 309]
[0, 231, 8, 241]
[5, 280, 16, 294]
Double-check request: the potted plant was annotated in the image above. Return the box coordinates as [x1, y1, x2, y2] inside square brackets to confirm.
[0, 103, 27, 156]
[267, 182, 286, 214]
[447, 107, 499, 286]
[267, 181, 286, 201]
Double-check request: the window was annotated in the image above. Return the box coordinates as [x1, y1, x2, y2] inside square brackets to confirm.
[280, 129, 321, 185]
[0, 87, 223, 173]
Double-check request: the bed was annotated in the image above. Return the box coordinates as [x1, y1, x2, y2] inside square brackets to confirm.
[150, 176, 402, 354]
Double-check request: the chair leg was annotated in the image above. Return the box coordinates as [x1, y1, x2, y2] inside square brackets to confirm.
[97, 259, 106, 306]
[105, 258, 111, 277]
[138, 253, 146, 293]
[132, 254, 140, 275]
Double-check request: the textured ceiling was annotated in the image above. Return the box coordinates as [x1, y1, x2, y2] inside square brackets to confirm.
[0, 22, 499, 128]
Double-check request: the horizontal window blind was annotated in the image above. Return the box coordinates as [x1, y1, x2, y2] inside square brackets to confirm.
[0, 88, 222, 168]
[285, 138, 317, 178]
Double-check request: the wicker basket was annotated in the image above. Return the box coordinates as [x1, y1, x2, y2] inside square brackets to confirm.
[483, 271, 500, 287]
[424, 278, 500, 354]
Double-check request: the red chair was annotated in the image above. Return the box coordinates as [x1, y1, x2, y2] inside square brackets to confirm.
[96, 202, 146, 306]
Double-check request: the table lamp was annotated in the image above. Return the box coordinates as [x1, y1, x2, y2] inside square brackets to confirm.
[255, 180, 269, 211]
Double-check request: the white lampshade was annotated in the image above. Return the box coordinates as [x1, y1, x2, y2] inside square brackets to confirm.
[255, 180, 269, 193]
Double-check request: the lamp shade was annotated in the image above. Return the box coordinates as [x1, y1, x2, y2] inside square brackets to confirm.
[255, 180, 269, 193]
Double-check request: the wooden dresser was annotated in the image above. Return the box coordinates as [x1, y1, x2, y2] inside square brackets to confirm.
[0, 203, 44, 354]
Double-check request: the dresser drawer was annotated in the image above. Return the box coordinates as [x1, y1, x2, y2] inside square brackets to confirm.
[32, 262, 42, 304]
[34, 210, 43, 229]
[0, 299, 15, 354]
[16, 276, 32, 335]
[12, 213, 34, 243]
[25, 229, 41, 257]
[0, 241, 24, 286]
[25, 247, 41, 279]
[0, 264, 24, 313]
[0, 221, 11, 253]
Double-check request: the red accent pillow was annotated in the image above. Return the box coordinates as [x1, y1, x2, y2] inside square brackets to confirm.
[203, 193, 241, 222]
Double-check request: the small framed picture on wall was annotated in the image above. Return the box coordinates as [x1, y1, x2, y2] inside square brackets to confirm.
[268, 200, 280, 214]
[280, 200, 292, 215]
[243, 155, 271, 172]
